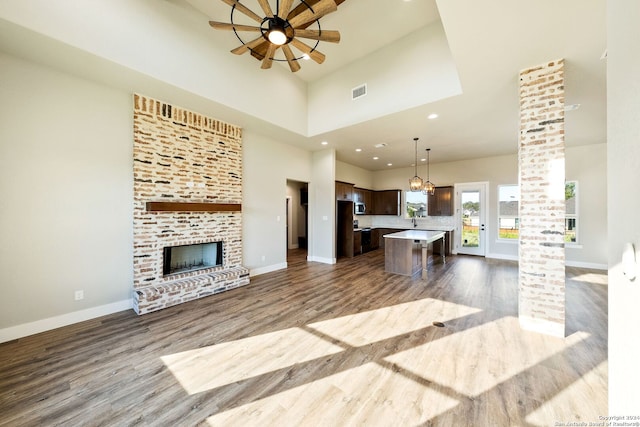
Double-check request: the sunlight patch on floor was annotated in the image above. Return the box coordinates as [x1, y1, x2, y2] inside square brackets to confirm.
[570, 272, 608, 286]
[525, 360, 608, 426]
[307, 298, 482, 347]
[205, 361, 459, 426]
[384, 316, 591, 397]
[160, 327, 344, 394]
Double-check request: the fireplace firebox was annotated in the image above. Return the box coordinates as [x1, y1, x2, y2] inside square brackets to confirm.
[163, 241, 223, 276]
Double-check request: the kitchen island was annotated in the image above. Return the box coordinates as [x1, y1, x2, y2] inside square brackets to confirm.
[383, 230, 446, 280]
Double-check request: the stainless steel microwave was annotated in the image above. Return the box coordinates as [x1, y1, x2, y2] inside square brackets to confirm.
[354, 202, 366, 215]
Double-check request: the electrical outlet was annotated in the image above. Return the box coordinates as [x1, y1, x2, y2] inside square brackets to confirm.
[74, 290, 84, 301]
[261, 255, 266, 262]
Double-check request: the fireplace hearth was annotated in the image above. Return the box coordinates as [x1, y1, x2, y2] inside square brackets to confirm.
[163, 241, 223, 276]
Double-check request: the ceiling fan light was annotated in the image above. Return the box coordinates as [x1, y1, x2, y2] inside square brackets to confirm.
[268, 29, 287, 45]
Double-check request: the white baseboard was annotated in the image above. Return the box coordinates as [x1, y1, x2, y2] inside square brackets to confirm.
[486, 252, 519, 261]
[307, 255, 336, 264]
[486, 253, 606, 271]
[250, 262, 287, 277]
[0, 299, 133, 344]
[565, 260, 607, 270]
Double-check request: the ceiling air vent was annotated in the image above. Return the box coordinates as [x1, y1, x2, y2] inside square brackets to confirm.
[352, 84, 367, 100]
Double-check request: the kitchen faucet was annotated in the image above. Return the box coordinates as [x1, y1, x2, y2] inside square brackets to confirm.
[412, 217, 417, 228]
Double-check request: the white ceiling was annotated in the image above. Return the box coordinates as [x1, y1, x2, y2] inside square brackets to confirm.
[185, 0, 607, 171]
[0, 0, 607, 172]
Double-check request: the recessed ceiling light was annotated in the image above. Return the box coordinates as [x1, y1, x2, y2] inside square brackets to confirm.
[355, 148, 362, 152]
[387, 163, 393, 166]
[420, 158, 426, 162]
[373, 156, 379, 160]
[427, 113, 439, 120]
[321, 141, 328, 145]
[374, 143, 387, 148]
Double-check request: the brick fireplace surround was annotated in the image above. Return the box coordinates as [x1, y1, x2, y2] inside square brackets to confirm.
[132, 94, 249, 315]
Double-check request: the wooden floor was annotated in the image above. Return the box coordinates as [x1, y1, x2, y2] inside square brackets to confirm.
[0, 250, 608, 426]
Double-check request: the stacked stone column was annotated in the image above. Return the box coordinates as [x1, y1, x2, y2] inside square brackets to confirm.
[518, 59, 566, 337]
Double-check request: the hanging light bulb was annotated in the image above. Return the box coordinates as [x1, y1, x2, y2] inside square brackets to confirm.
[422, 148, 436, 195]
[409, 138, 424, 191]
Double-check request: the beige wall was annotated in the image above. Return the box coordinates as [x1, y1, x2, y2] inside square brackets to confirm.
[243, 132, 312, 275]
[335, 160, 374, 189]
[0, 53, 134, 331]
[607, 0, 640, 411]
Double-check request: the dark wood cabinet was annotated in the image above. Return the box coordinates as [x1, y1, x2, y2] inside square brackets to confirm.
[370, 228, 380, 250]
[336, 181, 354, 201]
[384, 238, 422, 277]
[337, 200, 354, 258]
[353, 187, 374, 214]
[373, 190, 401, 215]
[353, 230, 362, 255]
[428, 186, 454, 216]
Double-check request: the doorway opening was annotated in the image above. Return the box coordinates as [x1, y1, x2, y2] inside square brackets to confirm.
[286, 179, 309, 264]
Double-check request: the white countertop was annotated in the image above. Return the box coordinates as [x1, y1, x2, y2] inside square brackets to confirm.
[353, 225, 454, 232]
[383, 229, 446, 242]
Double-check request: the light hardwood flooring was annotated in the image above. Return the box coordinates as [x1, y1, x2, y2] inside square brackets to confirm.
[0, 250, 607, 426]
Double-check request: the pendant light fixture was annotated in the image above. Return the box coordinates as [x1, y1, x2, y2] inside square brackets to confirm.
[422, 148, 436, 195]
[409, 137, 424, 191]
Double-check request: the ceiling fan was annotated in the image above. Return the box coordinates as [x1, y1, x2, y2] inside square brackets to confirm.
[209, 0, 342, 72]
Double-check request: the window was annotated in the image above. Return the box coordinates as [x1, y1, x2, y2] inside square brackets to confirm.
[498, 185, 519, 240]
[497, 182, 579, 243]
[405, 191, 427, 218]
[565, 181, 578, 243]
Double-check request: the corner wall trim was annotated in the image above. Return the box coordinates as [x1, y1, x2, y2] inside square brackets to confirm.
[0, 299, 133, 344]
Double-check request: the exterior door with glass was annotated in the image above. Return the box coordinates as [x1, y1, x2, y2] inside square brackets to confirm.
[455, 182, 488, 256]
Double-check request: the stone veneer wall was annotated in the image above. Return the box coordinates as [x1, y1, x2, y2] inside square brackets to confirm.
[132, 94, 249, 315]
[518, 59, 566, 337]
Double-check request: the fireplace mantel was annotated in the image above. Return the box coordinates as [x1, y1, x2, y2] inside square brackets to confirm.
[146, 202, 242, 212]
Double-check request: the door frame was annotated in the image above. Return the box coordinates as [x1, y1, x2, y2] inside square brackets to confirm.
[454, 182, 489, 256]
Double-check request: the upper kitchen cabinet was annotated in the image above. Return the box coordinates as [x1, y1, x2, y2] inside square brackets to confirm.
[428, 186, 454, 216]
[373, 190, 401, 215]
[336, 181, 354, 201]
[354, 187, 374, 214]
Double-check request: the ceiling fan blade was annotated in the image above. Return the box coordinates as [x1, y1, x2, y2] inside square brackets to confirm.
[290, 38, 326, 64]
[219, 0, 263, 23]
[282, 45, 301, 72]
[277, 0, 295, 19]
[293, 29, 340, 43]
[256, 0, 273, 17]
[289, 0, 338, 28]
[261, 44, 277, 69]
[231, 36, 266, 55]
[209, 21, 262, 32]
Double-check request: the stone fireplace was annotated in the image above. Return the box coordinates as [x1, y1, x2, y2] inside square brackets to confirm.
[132, 94, 249, 315]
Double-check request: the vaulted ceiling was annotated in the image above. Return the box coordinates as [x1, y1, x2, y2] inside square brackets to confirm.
[0, 0, 606, 171]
